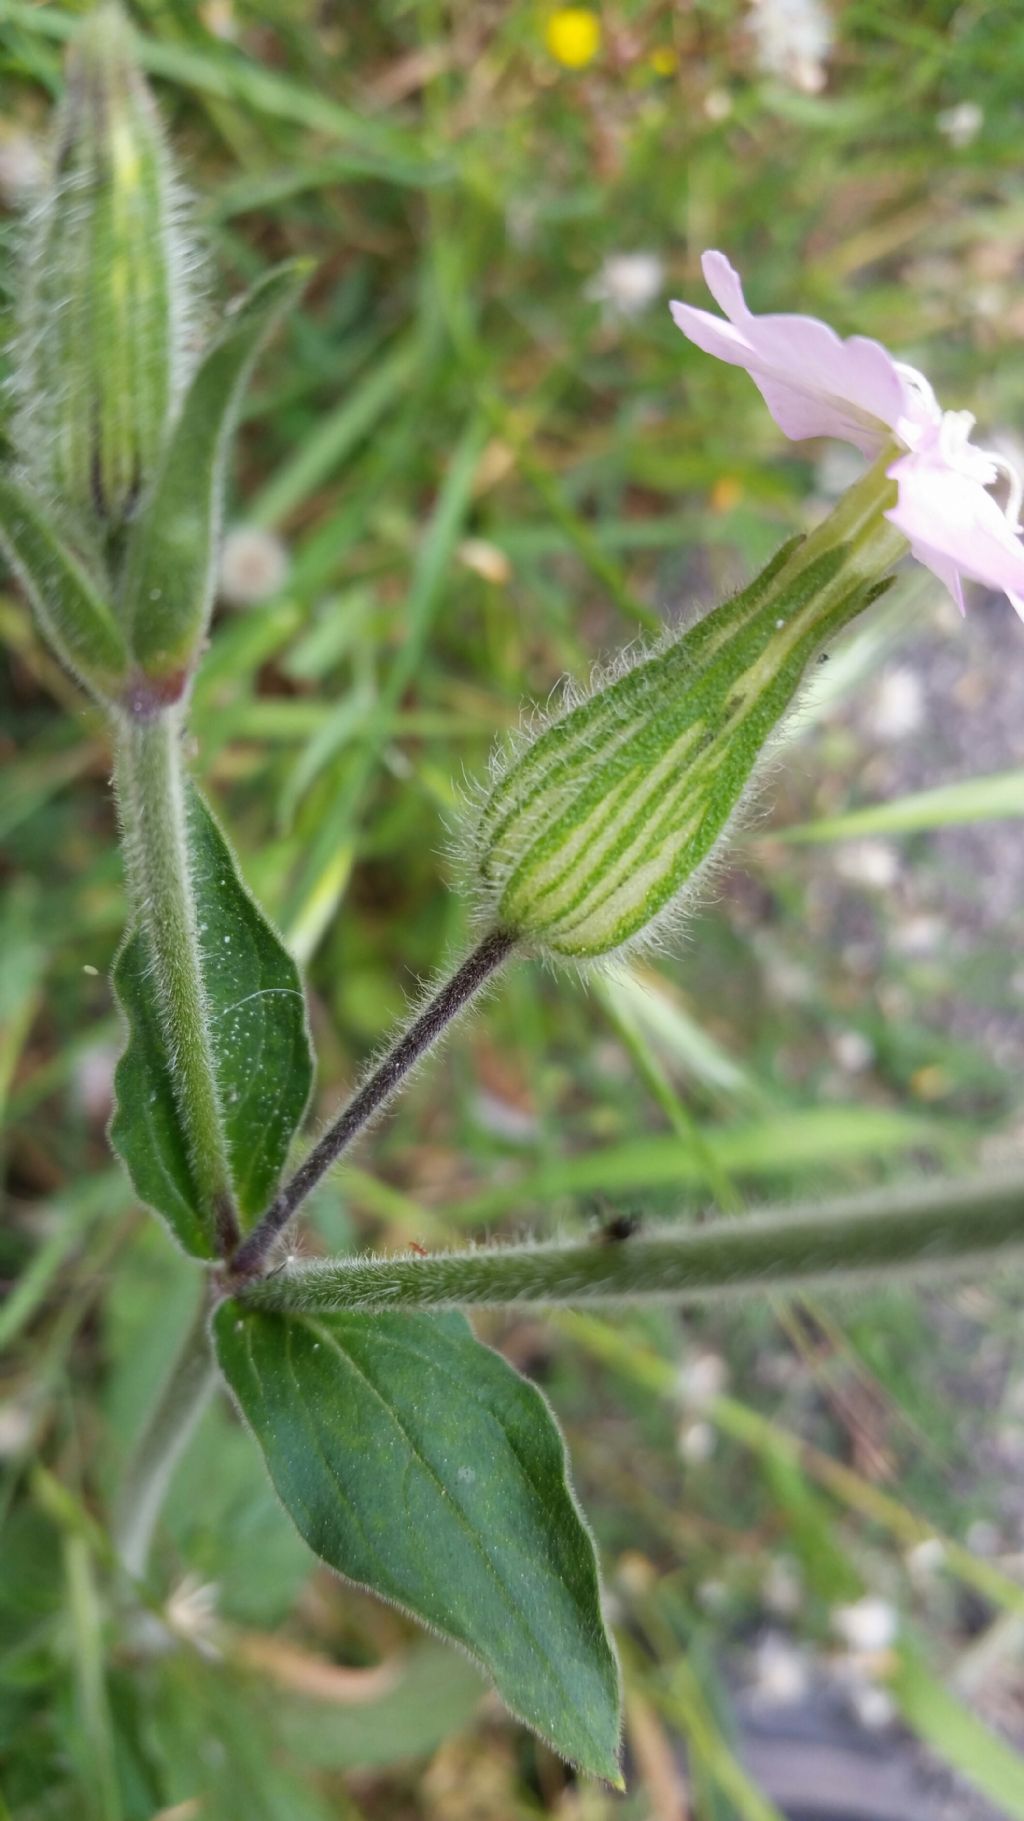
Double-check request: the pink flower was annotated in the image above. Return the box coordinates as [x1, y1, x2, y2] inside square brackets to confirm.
[887, 415, 1024, 618]
[670, 250, 1024, 619]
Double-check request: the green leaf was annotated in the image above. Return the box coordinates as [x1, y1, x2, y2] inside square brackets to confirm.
[0, 475, 127, 698]
[890, 1643, 1024, 1819]
[111, 786, 313, 1257]
[214, 1304, 623, 1783]
[782, 767, 1024, 842]
[248, 334, 420, 530]
[121, 261, 311, 681]
[446, 1104, 940, 1223]
[3, 3, 430, 162]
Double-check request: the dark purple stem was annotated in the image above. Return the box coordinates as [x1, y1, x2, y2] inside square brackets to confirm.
[229, 927, 517, 1283]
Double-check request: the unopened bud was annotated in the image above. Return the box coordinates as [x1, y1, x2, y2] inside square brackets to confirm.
[15, 3, 195, 528]
[475, 501, 895, 961]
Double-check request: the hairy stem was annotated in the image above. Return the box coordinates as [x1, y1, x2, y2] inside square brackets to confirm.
[112, 1293, 216, 1580]
[229, 926, 517, 1281]
[236, 1171, 1024, 1314]
[114, 710, 239, 1254]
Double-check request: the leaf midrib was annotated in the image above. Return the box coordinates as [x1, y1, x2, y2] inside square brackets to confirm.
[302, 1314, 600, 1741]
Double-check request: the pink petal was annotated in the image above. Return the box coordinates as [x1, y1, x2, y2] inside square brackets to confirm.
[887, 445, 1024, 615]
[701, 250, 753, 322]
[670, 252, 919, 458]
[916, 549, 966, 616]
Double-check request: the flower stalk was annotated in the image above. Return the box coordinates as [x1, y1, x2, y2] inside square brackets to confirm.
[235, 1172, 1024, 1316]
[228, 926, 518, 1281]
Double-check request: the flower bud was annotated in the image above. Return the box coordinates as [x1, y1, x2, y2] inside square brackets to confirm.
[475, 491, 897, 961]
[15, 3, 195, 528]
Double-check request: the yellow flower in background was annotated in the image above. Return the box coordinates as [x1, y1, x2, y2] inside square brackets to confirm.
[710, 474, 743, 513]
[544, 7, 601, 69]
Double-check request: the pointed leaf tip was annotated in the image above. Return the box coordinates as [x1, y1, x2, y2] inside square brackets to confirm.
[214, 1303, 622, 1780]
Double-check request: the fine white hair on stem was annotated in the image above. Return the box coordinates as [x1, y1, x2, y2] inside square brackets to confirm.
[447, 598, 715, 922]
[234, 1168, 1024, 1315]
[448, 555, 837, 978]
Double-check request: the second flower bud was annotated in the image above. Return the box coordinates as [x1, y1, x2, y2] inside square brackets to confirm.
[16, 2, 195, 531]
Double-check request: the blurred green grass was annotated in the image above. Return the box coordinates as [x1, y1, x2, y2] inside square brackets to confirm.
[3, 1, 1024, 1816]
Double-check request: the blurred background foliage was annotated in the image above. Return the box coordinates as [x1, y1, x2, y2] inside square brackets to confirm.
[2, 0, 1024, 1816]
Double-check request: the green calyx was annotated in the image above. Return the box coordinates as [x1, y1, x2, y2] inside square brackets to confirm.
[16, 3, 194, 533]
[476, 459, 905, 961]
